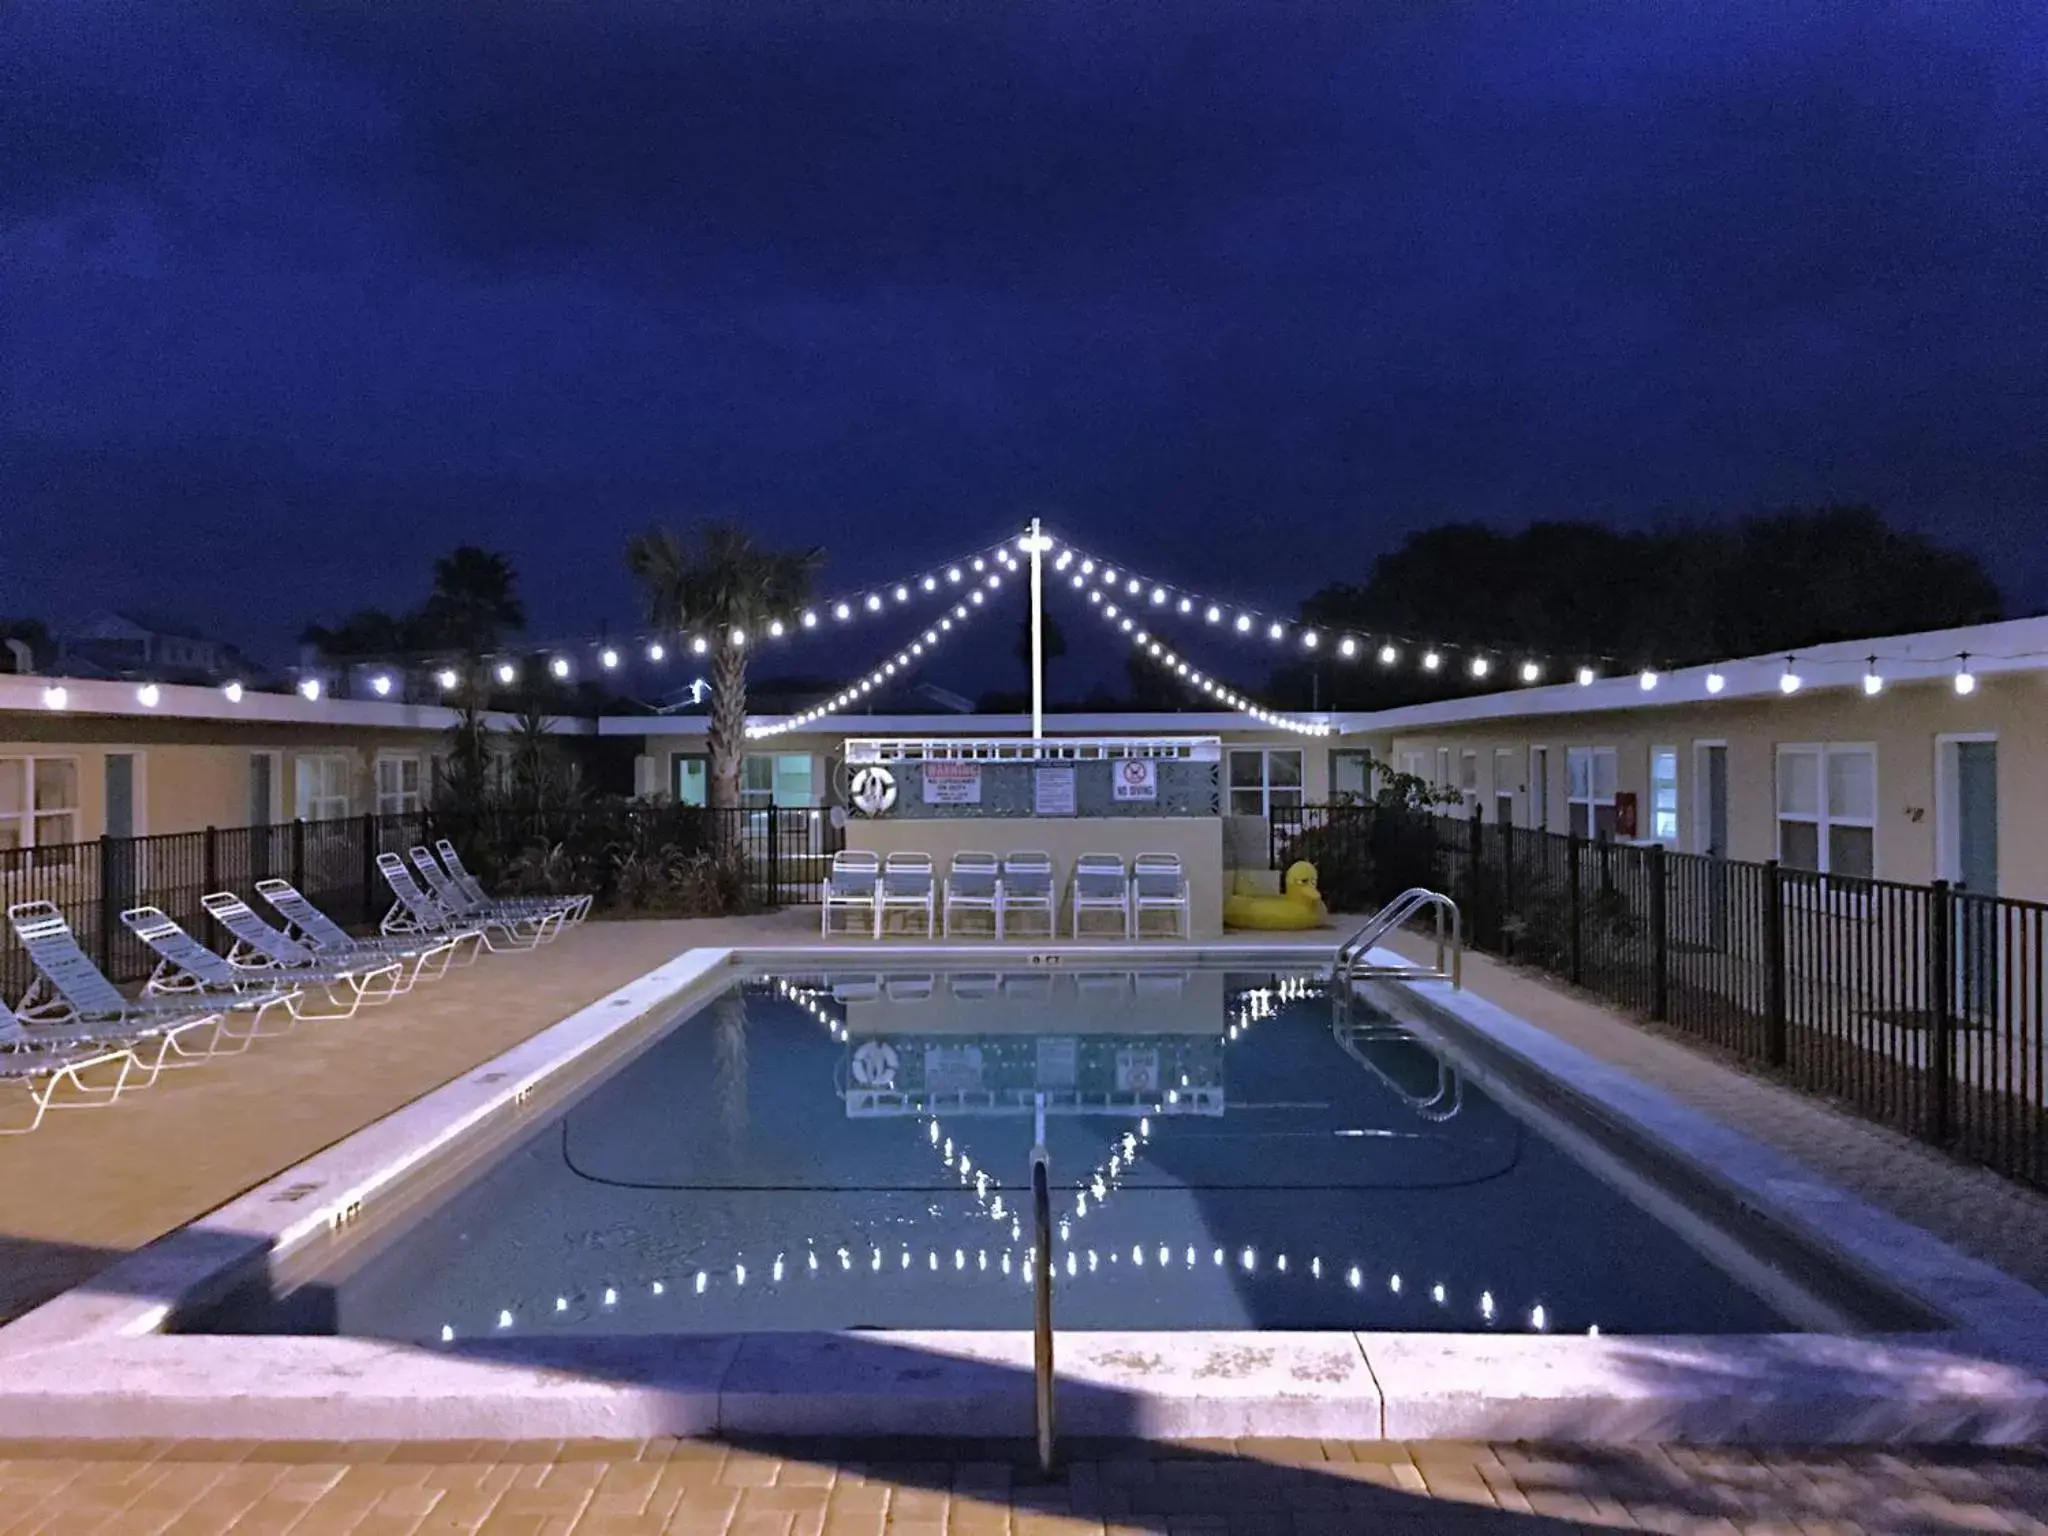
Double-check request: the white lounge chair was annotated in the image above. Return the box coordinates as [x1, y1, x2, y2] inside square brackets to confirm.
[1070, 854, 1132, 939]
[119, 906, 343, 1026]
[1132, 852, 1191, 939]
[1001, 852, 1057, 939]
[821, 851, 881, 937]
[254, 878, 478, 978]
[0, 995, 146, 1135]
[199, 893, 417, 1008]
[943, 852, 1003, 938]
[376, 853, 525, 952]
[436, 839, 592, 926]
[878, 852, 936, 939]
[408, 847, 567, 943]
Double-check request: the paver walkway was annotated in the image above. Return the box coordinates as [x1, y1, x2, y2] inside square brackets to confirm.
[1381, 933, 2048, 1295]
[1, 1437, 2044, 1535]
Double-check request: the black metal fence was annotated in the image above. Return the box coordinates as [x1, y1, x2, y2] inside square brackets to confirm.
[1275, 802, 2048, 1192]
[1, 813, 427, 1005]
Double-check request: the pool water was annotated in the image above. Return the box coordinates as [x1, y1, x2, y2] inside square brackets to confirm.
[199, 966, 1796, 1340]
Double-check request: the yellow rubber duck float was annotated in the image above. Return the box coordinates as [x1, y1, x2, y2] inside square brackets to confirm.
[1222, 860, 1328, 931]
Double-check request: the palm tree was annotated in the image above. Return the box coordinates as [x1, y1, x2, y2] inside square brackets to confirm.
[416, 546, 526, 656]
[624, 523, 824, 810]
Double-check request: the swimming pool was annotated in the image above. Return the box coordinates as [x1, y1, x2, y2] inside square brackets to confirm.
[192, 963, 1832, 1342]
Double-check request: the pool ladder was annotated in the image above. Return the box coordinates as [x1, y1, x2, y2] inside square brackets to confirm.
[1332, 887, 1463, 990]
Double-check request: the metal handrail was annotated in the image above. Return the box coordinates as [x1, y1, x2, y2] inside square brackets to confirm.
[1333, 887, 1463, 988]
[1030, 1147, 1056, 1475]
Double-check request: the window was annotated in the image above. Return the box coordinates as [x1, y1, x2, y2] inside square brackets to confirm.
[1400, 750, 1428, 785]
[294, 755, 351, 821]
[0, 756, 80, 852]
[1493, 748, 1516, 827]
[1566, 747, 1618, 839]
[1458, 751, 1478, 799]
[1331, 750, 1373, 800]
[742, 753, 814, 808]
[1436, 748, 1451, 792]
[1777, 745, 1875, 877]
[1227, 747, 1304, 818]
[1650, 747, 1679, 845]
[1529, 746, 1549, 830]
[673, 755, 709, 806]
[374, 754, 423, 815]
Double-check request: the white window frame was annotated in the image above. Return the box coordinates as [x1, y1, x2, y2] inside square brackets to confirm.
[1649, 745, 1679, 847]
[0, 754, 83, 856]
[1458, 749, 1478, 801]
[1399, 749, 1428, 786]
[1529, 745, 1549, 831]
[1227, 746, 1305, 819]
[1492, 747, 1516, 825]
[249, 750, 284, 825]
[373, 753, 424, 816]
[1775, 743, 1878, 882]
[295, 754, 353, 822]
[1565, 746, 1619, 840]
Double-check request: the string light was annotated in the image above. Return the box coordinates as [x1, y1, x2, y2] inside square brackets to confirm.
[1379, 644, 1398, 665]
[599, 648, 619, 670]
[1422, 650, 1441, 672]
[1519, 661, 1540, 684]
[1338, 637, 1358, 658]
[298, 678, 322, 701]
[550, 656, 572, 679]
[222, 681, 244, 703]
[494, 662, 517, 685]
[1638, 669, 1658, 691]
[648, 641, 666, 662]
[1863, 658, 1884, 696]
[136, 683, 160, 708]
[1705, 671, 1726, 695]
[1576, 667, 1596, 687]
[1954, 654, 1977, 695]
[1468, 656, 1490, 679]
[1080, 593, 1333, 737]
[1778, 658, 1802, 695]
[370, 674, 393, 696]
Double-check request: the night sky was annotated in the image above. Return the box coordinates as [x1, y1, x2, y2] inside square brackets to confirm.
[5, 1, 2045, 674]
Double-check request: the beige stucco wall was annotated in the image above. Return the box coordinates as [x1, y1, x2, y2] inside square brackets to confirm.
[1365, 671, 2044, 897]
[0, 714, 450, 841]
[847, 816, 1226, 938]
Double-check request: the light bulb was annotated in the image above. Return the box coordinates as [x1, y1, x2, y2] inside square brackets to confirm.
[1469, 656, 1490, 678]
[42, 684, 67, 710]
[1338, 636, 1357, 658]
[922, 575, 937, 592]
[1151, 586, 1166, 605]
[1235, 614, 1252, 632]
[1378, 644, 1397, 665]
[1267, 621, 1284, 641]
[802, 610, 818, 628]
[948, 566, 963, 582]
[1205, 605, 1221, 623]
[1079, 560, 1094, 576]
[648, 641, 666, 661]
[1638, 669, 1658, 691]
[222, 680, 244, 703]
[599, 648, 619, 670]
[768, 619, 785, 638]
[894, 585, 909, 602]
[1422, 650, 1441, 671]
[495, 662, 516, 684]
[834, 602, 852, 620]
[1862, 661, 1883, 696]
[1778, 664, 1801, 695]
[136, 683, 161, 707]
[1705, 671, 1726, 695]
[973, 557, 987, 572]
[370, 674, 392, 696]
[1576, 666, 1596, 686]
[1127, 578, 1141, 595]
[692, 635, 709, 654]
[1519, 661, 1540, 684]
[299, 678, 323, 701]
[730, 628, 746, 648]
[1955, 657, 1977, 695]
[865, 594, 883, 612]
[1101, 566, 1116, 582]
[550, 656, 570, 678]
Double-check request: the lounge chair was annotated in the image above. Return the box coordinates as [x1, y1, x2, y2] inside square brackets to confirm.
[942, 852, 1002, 938]
[5, 900, 257, 1065]
[878, 852, 936, 939]
[1000, 852, 1057, 939]
[0, 995, 146, 1135]
[376, 853, 530, 953]
[253, 877, 478, 977]
[200, 892, 417, 1004]
[1132, 852, 1191, 939]
[120, 906, 342, 1025]
[1070, 854, 1132, 939]
[436, 839, 592, 926]
[821, 851, 881, 937]
[407, 846, 567, 943]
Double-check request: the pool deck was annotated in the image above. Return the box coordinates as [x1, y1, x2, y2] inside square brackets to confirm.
[6, 913, 2048, 1519]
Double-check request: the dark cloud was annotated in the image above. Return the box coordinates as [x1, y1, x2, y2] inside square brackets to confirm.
[3, 0, 2045, 661]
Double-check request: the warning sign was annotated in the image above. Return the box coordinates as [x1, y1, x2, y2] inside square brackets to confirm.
[922, 762, 983, 805]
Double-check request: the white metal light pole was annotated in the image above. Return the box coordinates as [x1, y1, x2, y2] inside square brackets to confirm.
[1022, 517, 1053, 739]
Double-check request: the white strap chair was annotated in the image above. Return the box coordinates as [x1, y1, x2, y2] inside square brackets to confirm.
[943, 851, 1003, 938]
[1132, 852, 1191, 939]
[1070, 854, 1132, 939]
[821, 851, 881, 937]
[878, 852, 937, 939]
[1001, 851, 1057, 939]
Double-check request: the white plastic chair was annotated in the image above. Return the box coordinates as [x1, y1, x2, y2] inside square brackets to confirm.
[878, 852, 937, 939]
[821, 851, 881, 937]
[1070, 854, 1132, 939]
[1001, 851, 1057, 939]
[943, 851, 1003, 938]
[1132, 852, 1191, 940]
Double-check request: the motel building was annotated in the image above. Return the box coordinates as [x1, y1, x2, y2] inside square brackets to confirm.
[0, 613, 2041, 921]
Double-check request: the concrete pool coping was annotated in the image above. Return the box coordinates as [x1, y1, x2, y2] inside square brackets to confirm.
[1, 938, 2045, 1443]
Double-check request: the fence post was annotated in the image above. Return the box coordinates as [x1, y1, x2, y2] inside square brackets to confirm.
[1649, 841, 1668, 1021]
[1929, 879, 1954, 1144]
[1499, 815, 1515, 958]
[1566, 828, 1583, 986]
[361, 812, 379, 925]
[1764, 860, 1788, 1068]
[97, 833, 117, 975]
[1467, 801, 1483, 925]
[767, 801, 781, 910]
[292, 818, 307, 896]
[202, 825, 219, 941]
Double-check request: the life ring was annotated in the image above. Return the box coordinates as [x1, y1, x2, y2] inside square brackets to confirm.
[850, 766, 897, 816]
[851, 1040, 899, 1087]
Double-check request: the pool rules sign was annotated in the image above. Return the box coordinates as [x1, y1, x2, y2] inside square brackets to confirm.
[1113, 759, 1158, 802]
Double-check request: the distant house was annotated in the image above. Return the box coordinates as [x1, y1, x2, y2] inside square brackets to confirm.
[57, 611, 248, 685]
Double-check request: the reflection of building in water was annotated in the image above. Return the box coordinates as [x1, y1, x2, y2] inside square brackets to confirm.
[814, 969, 1230, 1118]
